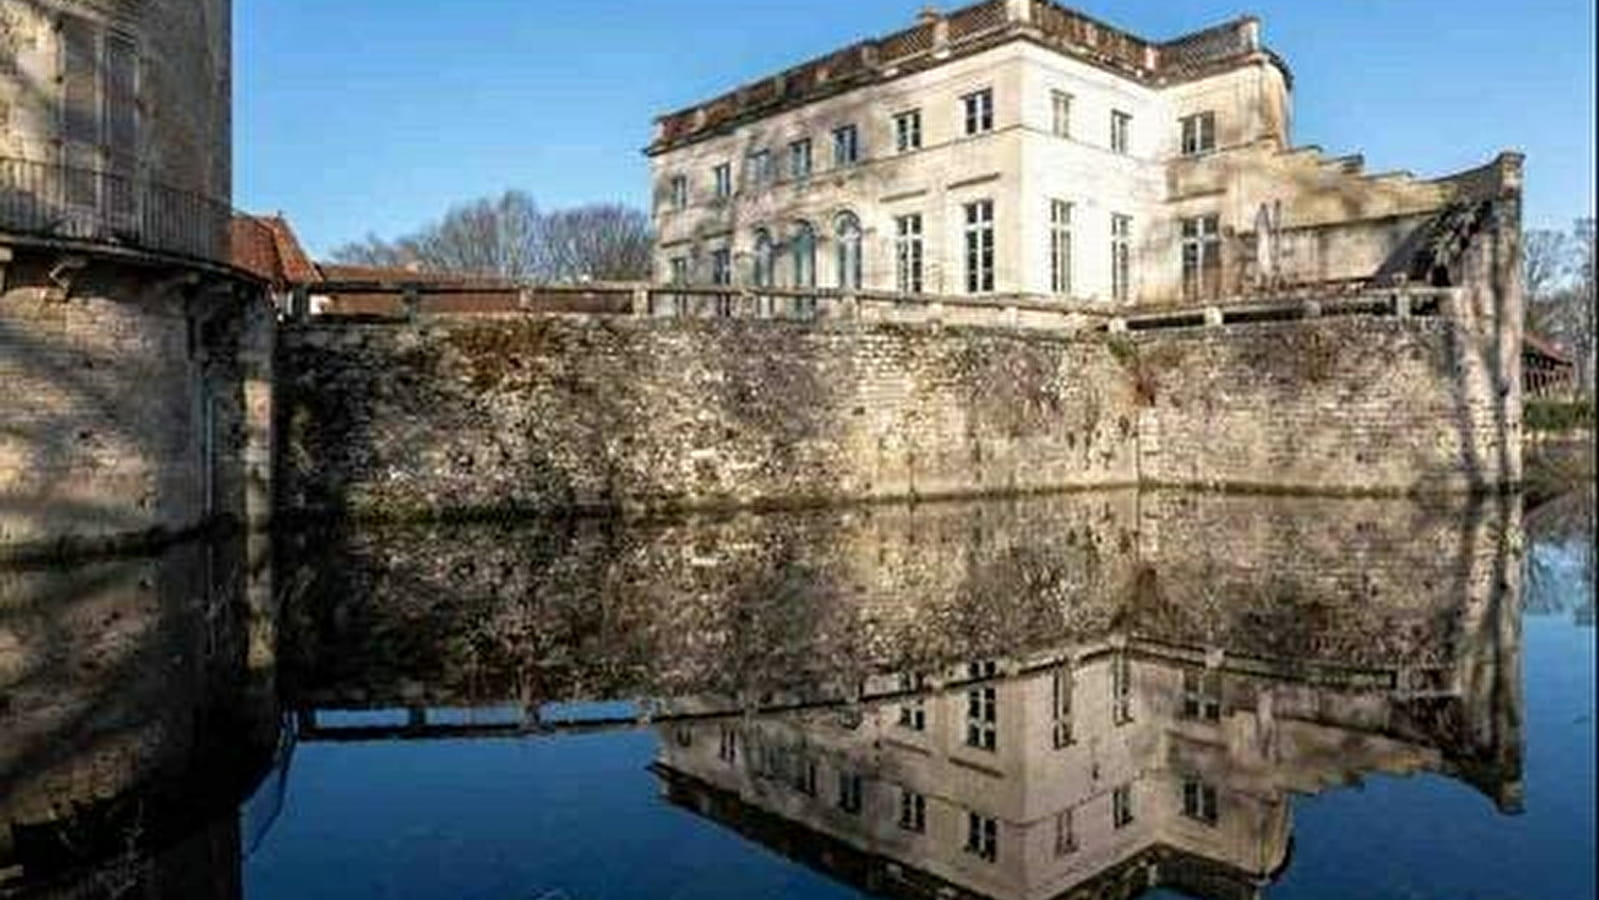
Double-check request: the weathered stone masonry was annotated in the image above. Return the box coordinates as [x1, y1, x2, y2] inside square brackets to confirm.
[277, 302, 1519, 522]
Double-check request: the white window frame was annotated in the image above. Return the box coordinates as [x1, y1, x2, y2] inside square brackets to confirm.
[965, 660, 998, 751]
[899, 788, 927, 833]
[788, 138, 813, 179]
[1111, 213, 1132, 302]
[669, 175, 689, 211]
[963, 200, 995, 294]
[963, 88, 994, 136]
[712, 162, 732, 199]
[1051, 90, 1072, 138]
[894, 213, 924, 294]
[1111, 110, 1132, 155]
[1180, 111, 1217, 156]
[965, 812, 998, 862]
[1049, 199, 1073, 296]
[894, 108, 922, 153]
[832, 124, 860, 167]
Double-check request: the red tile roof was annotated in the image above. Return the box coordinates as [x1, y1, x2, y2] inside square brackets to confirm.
[231, 214, 319, 287]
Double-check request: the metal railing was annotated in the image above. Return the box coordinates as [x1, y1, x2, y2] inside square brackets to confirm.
[0, 155, 231, 264]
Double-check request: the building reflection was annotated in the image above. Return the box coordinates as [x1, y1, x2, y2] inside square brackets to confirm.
[0, 534, 280, 898]
[651, 506, 1523, 900]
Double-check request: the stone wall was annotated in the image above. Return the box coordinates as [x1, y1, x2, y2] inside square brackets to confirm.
[276, 317, 1140, 520]
[1130, 316, 1519, 494]
[277, 308, 1518, 521]
[0, 252, 268, 558]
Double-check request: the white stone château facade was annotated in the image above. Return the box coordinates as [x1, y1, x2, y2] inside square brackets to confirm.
[646, 0, 1511, 306]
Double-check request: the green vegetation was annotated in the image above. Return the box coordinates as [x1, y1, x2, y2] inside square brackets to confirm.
[1525, 398, 1596, 432]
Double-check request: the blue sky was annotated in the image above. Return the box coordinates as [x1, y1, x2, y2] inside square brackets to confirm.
[236, 0, 1596, 257]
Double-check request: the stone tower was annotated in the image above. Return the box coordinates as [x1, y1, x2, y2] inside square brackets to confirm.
[0, 0, 271, 557]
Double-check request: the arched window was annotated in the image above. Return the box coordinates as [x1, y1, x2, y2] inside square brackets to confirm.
[835, 211, 863, 290]
[753, 228, 774, 288]
[791, 221, 816, 288]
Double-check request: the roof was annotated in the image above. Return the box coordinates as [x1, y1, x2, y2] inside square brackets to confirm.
[648, 0, 1285, 156]
[1524, 331, 1575, 366]
[230, 213, 320, 288]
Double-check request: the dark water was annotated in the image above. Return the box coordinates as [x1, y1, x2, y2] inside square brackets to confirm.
[2, 489, 1593, 899]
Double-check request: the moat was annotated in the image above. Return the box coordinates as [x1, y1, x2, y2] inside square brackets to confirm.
[1, 487, 1593, 899]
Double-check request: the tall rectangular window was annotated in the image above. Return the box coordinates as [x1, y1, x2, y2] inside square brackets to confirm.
[894, 109, 922, 153]
[747, 149, 774, 188]
[792, 758, 818, 796]
[669, 175, 689, 211]
[965, 812, 998, 862]
[894, 213, 924, 294]
[1112, 784, 1134, 829]
[1054, 808, 1077, 856]
[1180, 111, 1217, 156]
[1181, 214, 1222, 301]
[718, 725, 737, 764]
[1049, 199, 1073, 295]
[837, 771, 863, 814]
[1051, 663, 1074, 748]
[789, 138, 813, 179]
[710, 248, 732, 286]
[832, 124, 860, 166]
[965, 660, 998, 751]
[1111, 652, 1132, 725]
[899, 789, 927, 833]
[61, 15, 98, 145]
[712, 163, 732, 199]
[1051, 90, 1073, 138]
[1111, 110, 1132, 155]
[1181, 667, 1222, 721]
[1111, 214, 1132, 302]
[105, 33, 138, 160]
[1182, 778, 1219, 826]
[669, 256, 689, 285]
[963, 200, 995, 294]
[963, 88, 994, 136]
[897, 672, 926, 730]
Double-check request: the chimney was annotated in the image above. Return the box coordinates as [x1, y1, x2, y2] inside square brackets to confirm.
[1005, 0, 1033, 25]
[916, 5, 940, 25]
[1240, 17, 1261, 51]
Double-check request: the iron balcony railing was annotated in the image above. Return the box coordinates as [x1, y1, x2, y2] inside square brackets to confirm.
[0, 155, 231, 264]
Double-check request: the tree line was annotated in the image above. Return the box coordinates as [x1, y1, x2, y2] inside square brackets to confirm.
[331, 190, 653, 283]
[1523, 218, 1596, 395]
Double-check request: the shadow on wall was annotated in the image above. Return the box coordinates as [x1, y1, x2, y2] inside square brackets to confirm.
[0, 535, 280, 896]
[0, 253, 255, 559]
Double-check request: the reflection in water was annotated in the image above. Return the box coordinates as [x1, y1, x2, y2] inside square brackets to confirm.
[1, 487, 1582, 898]
[0, 534, 280, 898]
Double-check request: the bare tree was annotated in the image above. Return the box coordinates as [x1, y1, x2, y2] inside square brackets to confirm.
[330, 191, 652, 282]
[1524, 228, 1570, 306]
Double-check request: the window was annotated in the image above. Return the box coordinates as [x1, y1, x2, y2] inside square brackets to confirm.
[1111, 110, 1132, 155]
[1050, 200, 1073, 295]
[832, 124, 860, 166]
[669, 256, 689, 285]
[1182, 778, 1219, 826]
[1181, 214, 1222, 301]
[710, 247, 732, 286]
[1111, 214, 1132, 302]
[835, 211, 862, 290]
[793, 758, 818, 796]
[748, 149, 774, 188]
[1112, 784, 1134, 829]
[899, 789, 927, 833]
[965, 812, 998, 862]
[1051, 663, 1074, 748]
[789, 138, 813, 179]
[1111, 652, 1132, 725]
[718, 725, 738, 764]
[1180, 111, 1217, 156]
[1054, 808, 1078, 856]
[669, 175, 689, 211]
[673, 725, 694, 747]
[713, 163, 732, 199]
[837, 771, 863, 814]
[895, 214, 924, 294]
[791, 221, 816, 288]
[106, 33, 139, 162]
[963, 88, 994, 135]
[965, 660, 997, 751]
[1181, 667, 1222, 721]
[897, 672, 926, 730]
[1051, 90, 1073, 138]
[963, 200, 995, 294]
[752, 229, 775, 288]
[61, 15, 98, 145]
[894, 109, 922, 152]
